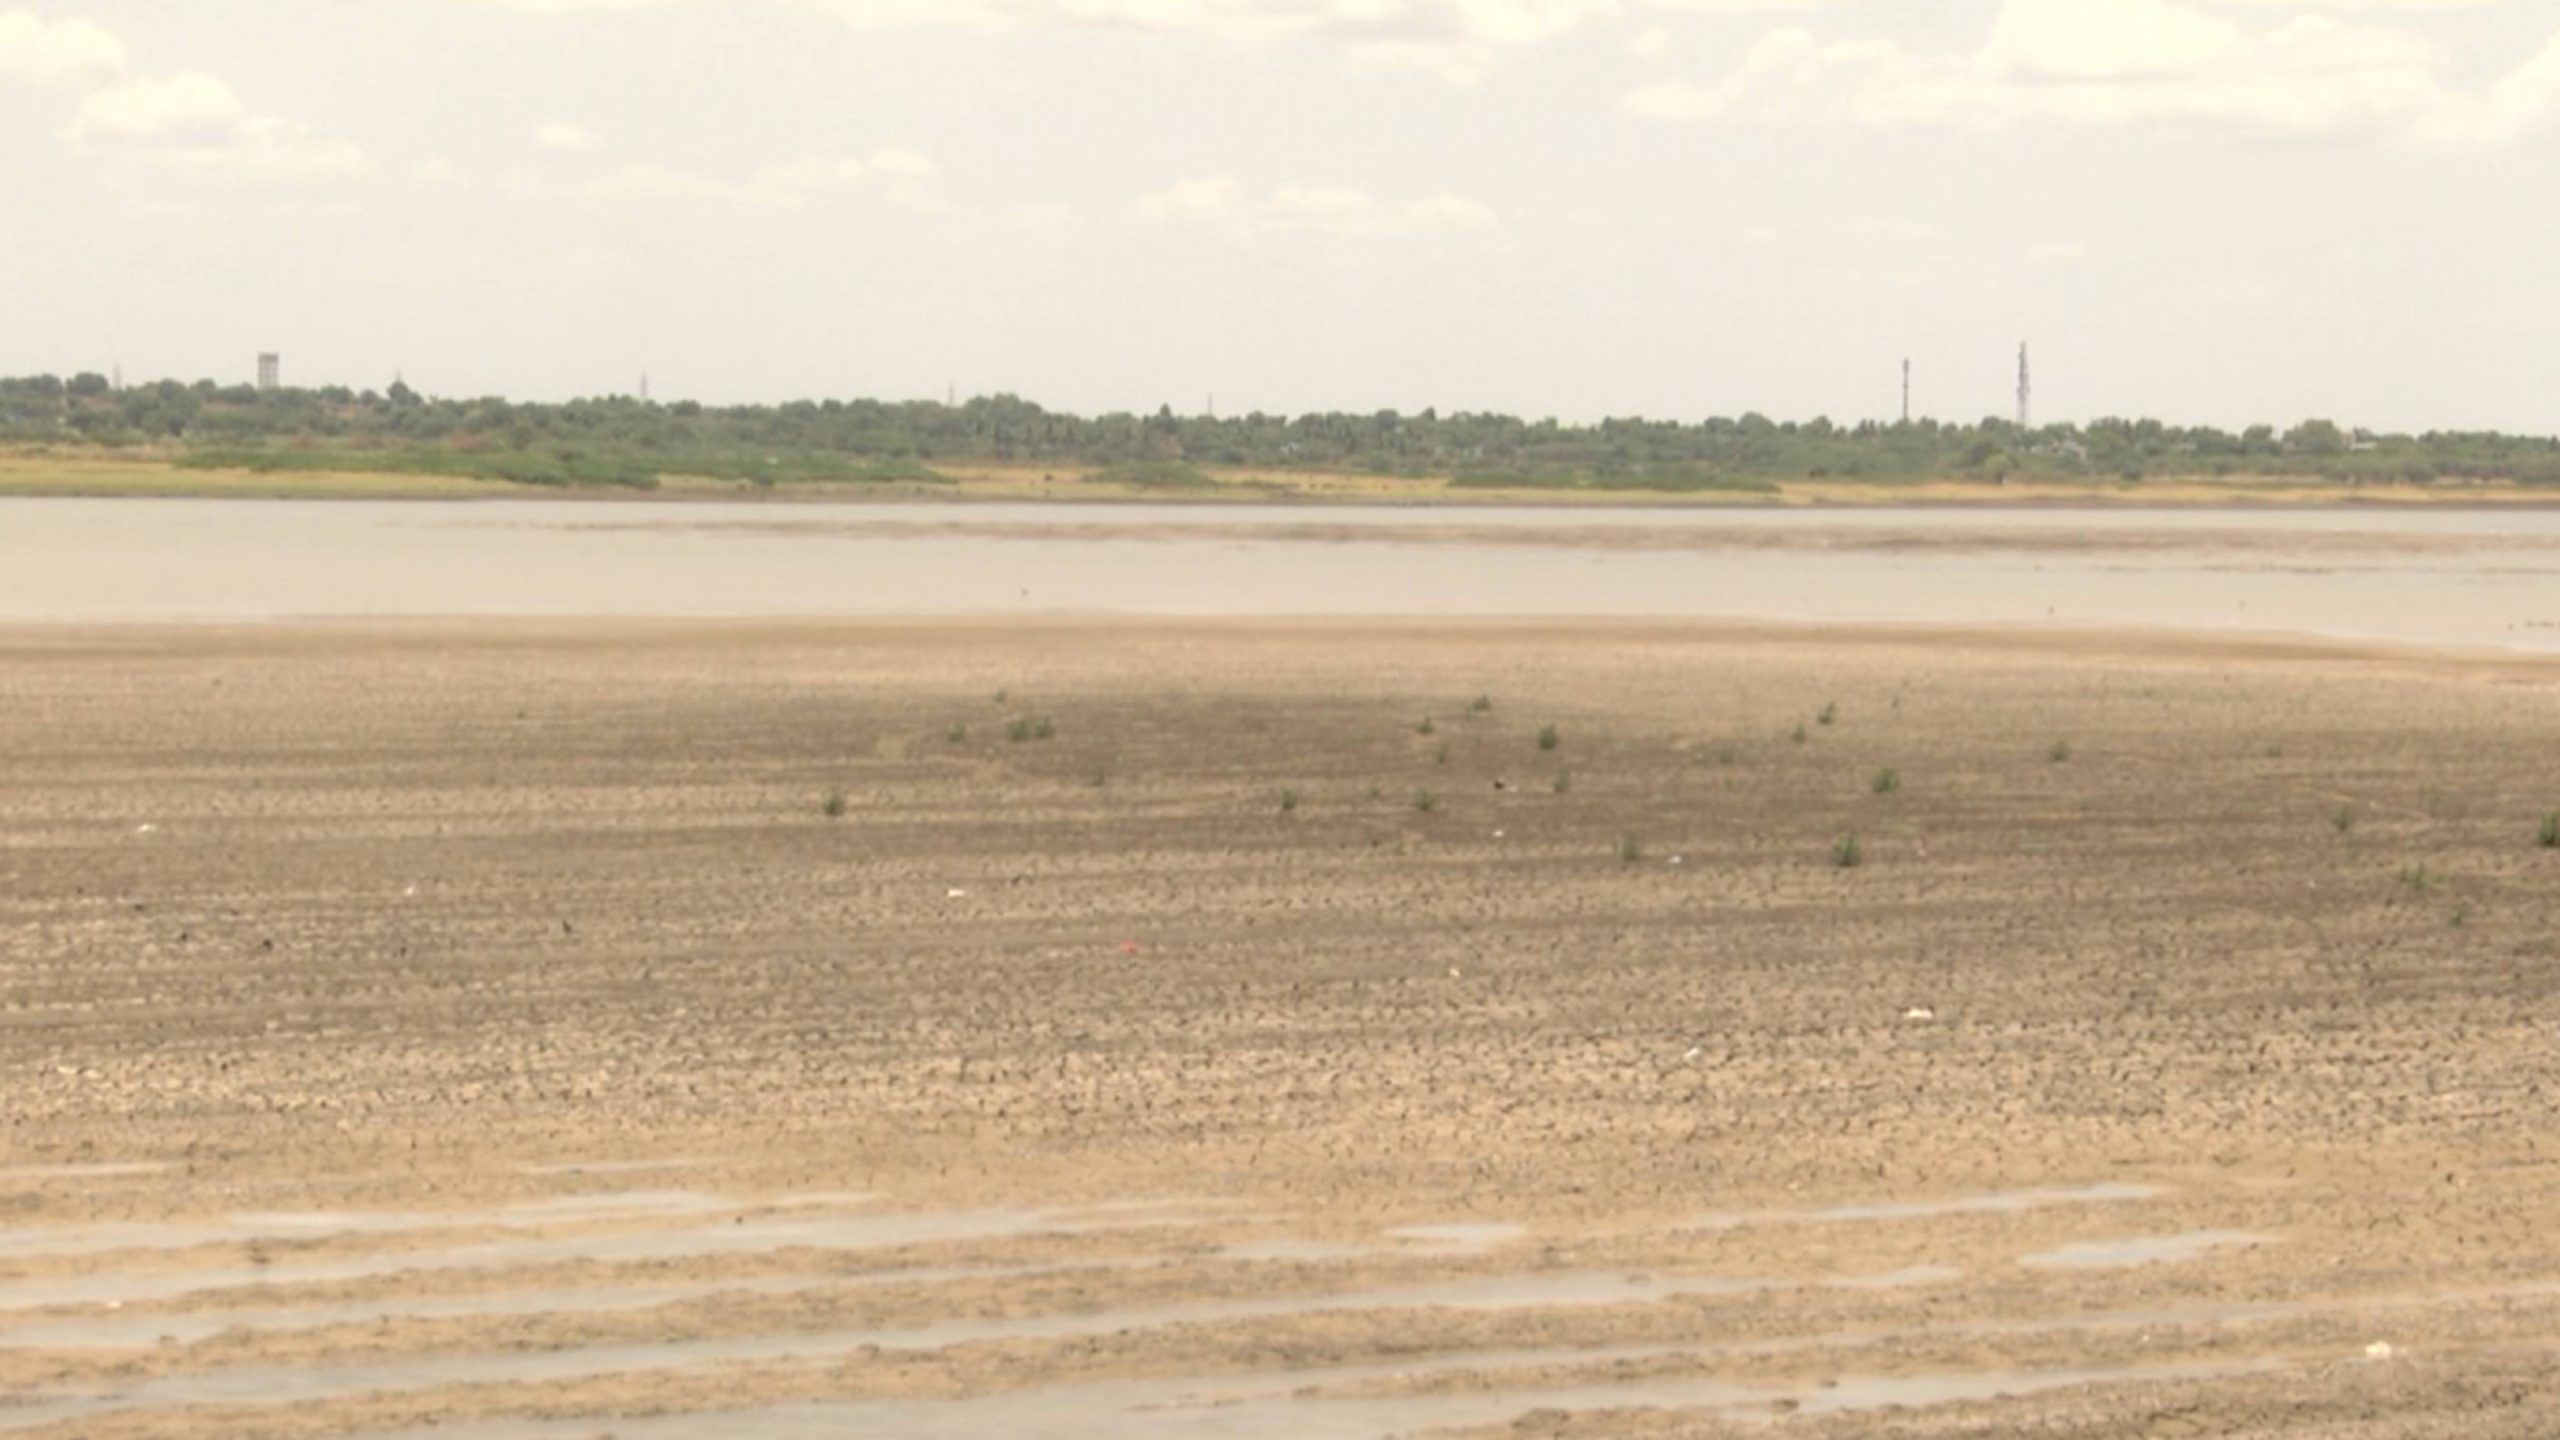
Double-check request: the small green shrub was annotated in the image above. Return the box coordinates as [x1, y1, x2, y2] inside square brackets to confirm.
[945, 722, 968, 744]
[1433, 743, 1450, 766]
[994, 688, 1010, 705]
[1552, 769, 1572, 794]
[1790, 723, 1808, 745]
[1536, 724, 1560, 752]
[1818, 702, 1839, 727]
[1833, 833, 1863, 869]
[2539, 812, 2559, 848]
[1416, 717, 1437, 736]
[1871, 768, 1901, 795]
[1616, 833, 1643, 864]
[1279, 788, 1299, 813]
[2400, 863, 2434, 893]
[2333, 806, 2355, 834]
[1413, 789, 1439, 813]
[1714, 744, 1739, 766]
[2048, 740, 2071, 763]
[1469, 694, 1494, 714]
[821, 790, 846, 819]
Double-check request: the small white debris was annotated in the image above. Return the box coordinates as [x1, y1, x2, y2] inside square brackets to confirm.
[945, 888, 967, 899]
[1669, 854, 1685, 866]
[1448, 967, 1462, 978]
[2365, 1341, 2396, 1361]
[1492, 829, 1505, 839]
[1684, 1045, 1703, 1062]
[1901, 1006, 1937, 1022]
[134, 823, 158, 835]
[402, 884, 419, 898]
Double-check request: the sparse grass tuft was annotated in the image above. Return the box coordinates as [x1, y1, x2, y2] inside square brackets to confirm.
[1818, 701, 1839, 727]
[1790, 723, 1808, 745]
[2450, 903, 2471, 928]
[2399, 863, 2435, 893]
[1552, 768, 1572, 794]
[1871, 767, 1901, 795]
[1433, 743, 1450, 766]
[2264, 743, 2284, 758]
[1279, 788, 1298, 813]
[1416, 716, 1437, 736]
[1469, 694, 1494, 714]
[2048, 740, 2072, 763]
[1616, 833, 1644, 864]
[1536, 724, 1560, 752]
[1833, 833, 1863, 869]
[2539, 812, 2559, 849]
[1714, 744, 1739, 766]
[1006, 715, 1056, 743]
[2333, 805, 2355, 834]
[945, 722, 968, 744]
[1413, 788, 1439, 813]
[994, 688, 1009, 705]
[1366, 784, 1385, 801]
[821, 790, 846, 819]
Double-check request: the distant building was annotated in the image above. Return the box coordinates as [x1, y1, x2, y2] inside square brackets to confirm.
[257, 353, 280, 391]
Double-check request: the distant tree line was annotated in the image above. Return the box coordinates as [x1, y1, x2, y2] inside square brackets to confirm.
[3, 372, 2555, 489]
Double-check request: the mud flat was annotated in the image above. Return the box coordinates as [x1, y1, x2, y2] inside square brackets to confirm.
[3, 618, 2558, 1437]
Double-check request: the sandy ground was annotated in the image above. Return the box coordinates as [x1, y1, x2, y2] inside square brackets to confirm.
[3, 619, 2558, 1437]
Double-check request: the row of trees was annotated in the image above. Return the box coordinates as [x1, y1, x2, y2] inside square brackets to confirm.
[4, 373, 2555, 487]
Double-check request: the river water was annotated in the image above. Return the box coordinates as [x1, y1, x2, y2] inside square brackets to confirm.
[5, 498, 2557, 650]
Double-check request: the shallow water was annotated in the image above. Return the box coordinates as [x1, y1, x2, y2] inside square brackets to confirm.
[341, 1357, 2275, 1440]
[0, 1202, 1187, 1311]
[2021, 1231, 2273, 1269]
[1687, 1182, 2162, 1232]
[6, 497, 2559, 649]
[0, 1265, 1936, 1427]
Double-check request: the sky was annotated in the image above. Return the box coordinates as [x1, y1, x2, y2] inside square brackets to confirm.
[2, 0, 2556, 431]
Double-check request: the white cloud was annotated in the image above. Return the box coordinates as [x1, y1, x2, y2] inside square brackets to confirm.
[582, 147, 939, 207]
[1133, 175, 1497, 237]
[1006, 199, 1083, 232]
[0, 9, 124, 86]
[414, 156, 465, 184]
[1624, 0, 2560, 149]
[1839, 216, 1945, 242]
[536, 121, 602, 152]
[67, 71, 369, 191]
[464, 0, 1840, 82]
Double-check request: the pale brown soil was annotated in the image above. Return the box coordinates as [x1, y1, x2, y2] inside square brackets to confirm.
[2, 620, 2557, 1437]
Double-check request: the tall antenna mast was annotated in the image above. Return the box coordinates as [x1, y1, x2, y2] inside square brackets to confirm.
[2016, 342, 2032, 432]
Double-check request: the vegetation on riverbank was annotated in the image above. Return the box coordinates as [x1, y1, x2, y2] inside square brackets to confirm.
[4, 371, 2556, 498]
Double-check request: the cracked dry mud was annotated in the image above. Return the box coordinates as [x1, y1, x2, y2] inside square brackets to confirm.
[3, 619, 2557, 1438]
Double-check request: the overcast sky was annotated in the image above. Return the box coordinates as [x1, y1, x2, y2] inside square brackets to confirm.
[3, 0, 2556, 430]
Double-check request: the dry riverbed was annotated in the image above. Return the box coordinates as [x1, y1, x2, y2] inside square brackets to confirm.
[2, 620, 2556, 1437]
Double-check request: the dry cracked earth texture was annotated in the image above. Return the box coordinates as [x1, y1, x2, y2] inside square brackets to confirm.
[1, 619, 2556, 1438]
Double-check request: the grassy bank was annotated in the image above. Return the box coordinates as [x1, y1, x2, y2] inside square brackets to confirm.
[5, 451, 2559, 506]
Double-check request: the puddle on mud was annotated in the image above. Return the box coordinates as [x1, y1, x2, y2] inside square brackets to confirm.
[1689, 1183, 2162, 1232]
[2021, 1231, 2273, 1270]
[0, 1204, 1205, 1312]
[520, 1159, 719, 1178]
[0, 1191, 843, 1264]
[339, 1356, 2276, 1440]
[1386, 1223, 1527, 1251]
[0, 1164, 171, 1183]
[0, 1266, 1944, 1426]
